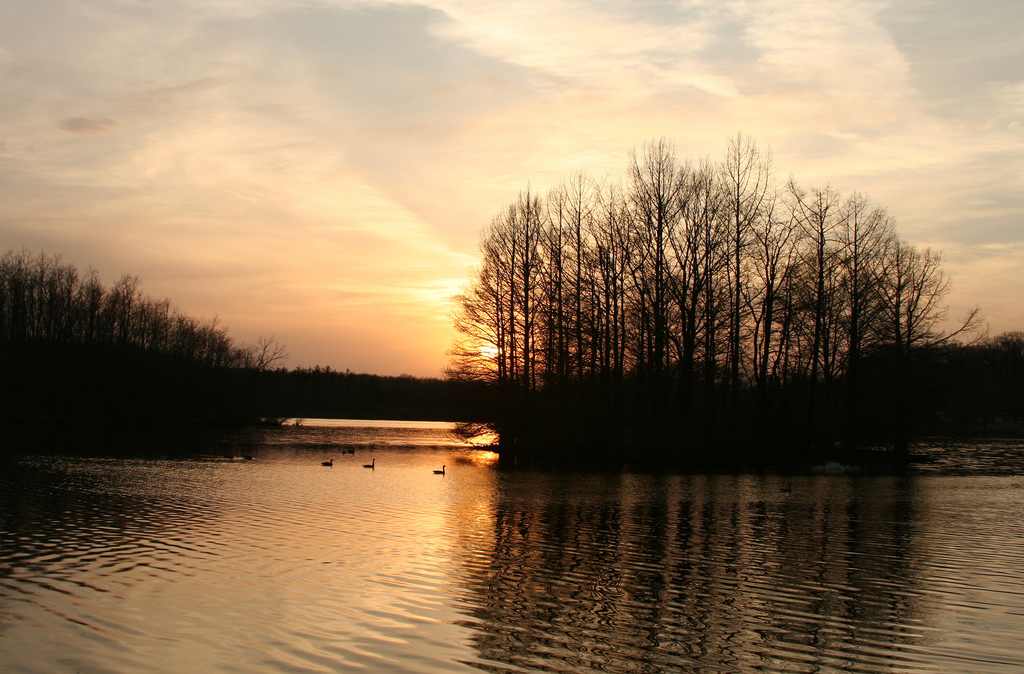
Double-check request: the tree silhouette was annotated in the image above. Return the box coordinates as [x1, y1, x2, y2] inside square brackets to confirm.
[449, 136, 989, 466]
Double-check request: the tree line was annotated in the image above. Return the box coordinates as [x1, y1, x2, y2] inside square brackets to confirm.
[450, 136, 998, 466]
[0, 250, 286, 370]
[0, 251, 485, 454]
[247, 365, 491, 422]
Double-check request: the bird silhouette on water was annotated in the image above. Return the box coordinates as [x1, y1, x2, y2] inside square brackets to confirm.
[363, 458, 375, 469]
[321, 458, 333, 467]
[433, 465, 445, 475]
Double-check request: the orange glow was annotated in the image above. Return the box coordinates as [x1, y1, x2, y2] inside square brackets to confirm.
[467, 449, 500, 463]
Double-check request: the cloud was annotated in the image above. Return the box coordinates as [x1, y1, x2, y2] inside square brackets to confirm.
[59, 116, 116, 134]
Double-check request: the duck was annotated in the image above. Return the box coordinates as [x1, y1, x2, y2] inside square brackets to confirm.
[242, 455, 255, 461]
[433, 465, 446, 475]
[363, 458, 375, 469]
[321, 458, 334, 467]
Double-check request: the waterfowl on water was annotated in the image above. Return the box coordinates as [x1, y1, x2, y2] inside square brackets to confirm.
[321, 458, 334, 467]
[433, 465, 445, 475]
[363, 458, 375, 469]
[242, 455, 255, 461]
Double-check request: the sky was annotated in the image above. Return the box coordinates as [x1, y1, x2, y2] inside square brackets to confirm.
[1, 0, 1021, 376]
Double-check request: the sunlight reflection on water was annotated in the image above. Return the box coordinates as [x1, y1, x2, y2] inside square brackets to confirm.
[1, 426, 1023, 673]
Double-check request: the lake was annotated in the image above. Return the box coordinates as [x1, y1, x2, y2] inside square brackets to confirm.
[2, 420, 1024, 673]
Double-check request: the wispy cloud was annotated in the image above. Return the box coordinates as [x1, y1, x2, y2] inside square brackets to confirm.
[59, 116, 116, 134]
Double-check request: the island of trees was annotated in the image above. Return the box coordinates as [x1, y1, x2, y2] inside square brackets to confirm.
[450, 136, 1023, 469]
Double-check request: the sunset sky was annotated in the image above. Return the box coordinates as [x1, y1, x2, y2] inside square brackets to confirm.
[1, 0, 1021, 376]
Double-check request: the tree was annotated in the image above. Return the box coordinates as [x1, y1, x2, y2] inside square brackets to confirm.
[722, 134, 771, 408]
[788, 181, 842, 441]
[251, 336, 288, 371]
[628, 139, 684, 380]
[874, 238, 982, 449]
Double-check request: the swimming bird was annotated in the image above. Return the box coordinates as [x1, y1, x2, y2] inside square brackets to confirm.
[242, 455, 255, 461]
[321, 458, 334, 467]
[363, 458, 375, 469]
[433, 465, 445, 475]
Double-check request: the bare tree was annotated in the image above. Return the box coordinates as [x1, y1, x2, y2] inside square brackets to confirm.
[788, 180, 842, 436]
[629, 139, 685, 379]
[874, 237, 982, 449]
[876, 239, 981, 354]
[252, 336, 288, 371]
[722, 134, 771, 407]
[838, 195, 892, 446]
[747, 190, 795, 406]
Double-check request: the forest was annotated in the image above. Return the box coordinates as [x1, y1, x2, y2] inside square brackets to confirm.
[0, 250, 486, 454]
[449, 136, 1022, 468]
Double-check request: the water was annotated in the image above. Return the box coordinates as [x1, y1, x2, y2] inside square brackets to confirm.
[2, 422, 1024, 673]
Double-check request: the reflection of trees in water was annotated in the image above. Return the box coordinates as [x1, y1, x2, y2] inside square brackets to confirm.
[453, 472, 923, 673]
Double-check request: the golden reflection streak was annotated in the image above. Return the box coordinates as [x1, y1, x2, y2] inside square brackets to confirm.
[463, 449, 499, 463]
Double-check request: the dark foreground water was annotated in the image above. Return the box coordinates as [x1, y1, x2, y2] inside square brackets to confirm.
[2, 422, 1024, 673]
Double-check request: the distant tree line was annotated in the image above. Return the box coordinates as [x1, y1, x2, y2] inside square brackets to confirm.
[0, 250, 277, 368]
[0, 251, 485, 454]
[449, 136, 1011, 467]
[247, 366, 491, 422]
[908, 332, 1024, 436]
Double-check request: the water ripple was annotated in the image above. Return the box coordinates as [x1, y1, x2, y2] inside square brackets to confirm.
[2, 434, 1024, 672]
